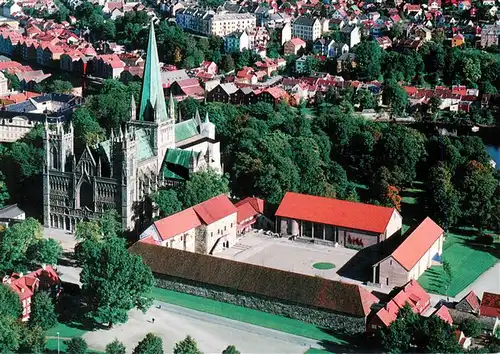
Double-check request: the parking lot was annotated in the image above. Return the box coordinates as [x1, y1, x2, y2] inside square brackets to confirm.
[214, 230, 361, 282]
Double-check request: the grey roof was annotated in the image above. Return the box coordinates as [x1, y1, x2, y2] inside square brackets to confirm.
[0, 204, 24, 219]
[218, 83, 238, 95]
[293, 16, 318, 27]
[161, 69, 189, 87]
[341, 25, 357, 33]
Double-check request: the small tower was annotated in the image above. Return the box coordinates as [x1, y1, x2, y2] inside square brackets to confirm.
[201, 111, 216, 140]
[130, 94, 136, 120]
[168, 92, 175, 123]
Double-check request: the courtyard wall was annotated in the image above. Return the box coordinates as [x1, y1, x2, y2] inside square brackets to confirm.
[155, 274, 367, 334]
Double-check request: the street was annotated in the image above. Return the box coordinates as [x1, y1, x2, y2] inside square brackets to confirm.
[83, 301, 321, 353]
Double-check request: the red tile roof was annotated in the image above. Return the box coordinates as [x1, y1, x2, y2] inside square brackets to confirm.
[276, 192, 396, 234]
[433, 305, 453, 324]
[6, 266, 59, 301]
[290, 37, 306, 46]
[235, 197, 264, 224]
[480, 292, 500, 318]
[374, 306, 398, 326]
[390, 217, 443, 271]
[153, 194, 236, 241]
[460, 290, 481, 312]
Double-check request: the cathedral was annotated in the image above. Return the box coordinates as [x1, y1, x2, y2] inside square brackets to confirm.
[42, 23, 222, 231]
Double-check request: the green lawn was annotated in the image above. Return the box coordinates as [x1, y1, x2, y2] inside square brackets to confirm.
[46, 338, 68, 353]
[46, 322, 87, 338]
[151, 288, 349, 345]
[418, 232, 498, 297]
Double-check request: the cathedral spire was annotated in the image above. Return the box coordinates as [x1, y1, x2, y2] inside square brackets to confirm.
[130, 94, 136, 120]
[204, 111, 210, 123]
[169, 91, 175, 122]
[195, 108, 201, 127]
[138, 21, 168, 122]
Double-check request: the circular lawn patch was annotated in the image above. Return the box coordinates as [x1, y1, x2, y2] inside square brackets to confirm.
[312, 262, 336, 270]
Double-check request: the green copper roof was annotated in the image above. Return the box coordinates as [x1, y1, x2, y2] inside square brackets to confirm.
[136, 128, 154, 161]
[161, 148, 200, 180]
[138, 22, 168, 122]
[175, 119, 199, 143]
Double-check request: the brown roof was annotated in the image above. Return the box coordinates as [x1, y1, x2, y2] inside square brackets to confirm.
[129, 242, 377, 317]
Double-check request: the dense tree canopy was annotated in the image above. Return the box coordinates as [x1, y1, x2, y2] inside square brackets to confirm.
[29, 291, 57, 330]
[173, 335, 202, 354]
[133, 333, 163, 354]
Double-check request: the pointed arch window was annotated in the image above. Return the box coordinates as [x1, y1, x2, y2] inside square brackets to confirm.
[51, 146, 58, 170]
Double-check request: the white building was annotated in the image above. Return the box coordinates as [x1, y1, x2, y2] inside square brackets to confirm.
[292, 16, 322, 42]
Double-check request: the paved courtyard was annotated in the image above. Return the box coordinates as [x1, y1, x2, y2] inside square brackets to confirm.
[214, 231, 360, 282]
[83, 301, 320, 354]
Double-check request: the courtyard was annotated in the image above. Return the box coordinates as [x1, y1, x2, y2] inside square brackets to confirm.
[214, 231, 365, 283]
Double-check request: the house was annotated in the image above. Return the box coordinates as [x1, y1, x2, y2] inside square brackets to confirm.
[376, 36, 392, 50]
[480, 25, 500, 48]
[292, 16, 322, 41]
[235, 197, 265, 234]
[340, 25, 361, 48]
[279, 22, 292, 45]
[312, 38, 336, 56]
[284, 37, 306, 55]
[433, 305, 453, 325]
[367, 279, 430, 331]
[139, 194, 237, 254]
[0, 204, 25, 228]
[452, 33, 465, 47]
[455, 291, 481, 314]
[88, 54, 125, 79]
[428, 0, 441, 10]
[169, 78, 204, 99]
[224, 31, 249, 53]
[480, 292, 500, 319]
[295, 55, 308, 73]
[276, 192, 402, 249]
[256, 86, 288, 106]
[2, 265, 61, 321]
[161, 69, 189, 88]
[207, 83, 239, 103]
[329, 43, 349, 58]
[129, 242, 379, 334]
[373, 217, 444, 287]
[455, 330, 472, 349]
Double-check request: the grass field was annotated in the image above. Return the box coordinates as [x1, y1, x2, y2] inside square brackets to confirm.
[46, 322, 87, 338]
[418, 232, 498, 297]
[151, 288, 349, 346]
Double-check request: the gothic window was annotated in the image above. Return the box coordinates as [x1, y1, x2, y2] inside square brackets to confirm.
[79, 181, 93, 210]
[51, 146, 58, 170]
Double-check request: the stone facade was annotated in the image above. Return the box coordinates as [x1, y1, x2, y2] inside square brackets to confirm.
[42, 24, 222, 232]
[155, 275, 367, 334]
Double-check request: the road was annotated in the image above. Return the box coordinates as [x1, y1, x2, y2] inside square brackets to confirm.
[83, 301, 322, 354]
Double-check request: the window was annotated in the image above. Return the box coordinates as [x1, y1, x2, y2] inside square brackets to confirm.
[390, 260, 393, 266]
[211, 232, 213, 237]
[224, 225, 226, 231]
[231, 223, 233, 228]
[386, 278, 389, 286]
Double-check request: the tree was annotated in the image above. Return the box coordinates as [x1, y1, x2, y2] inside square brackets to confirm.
[354, 41, 383, 80]
[0, 218, 43, 272]
[0, 171, 9, 208]
[0, 314, 23, 352]
[65, 337, 88, 354]
[459, 318, 482, 338]
[222, 345, 240, 354]
[106, 339, 127, 354]
[0, 284, 22, 319]
[173, 335, 202, 354]
[80, 237, 154, 327]
[4, 72, 20, 91]
[379, 316, 411, 353]
[383, 79, 409, 117]
[424, 163, 461, 229]
[100, 209, 121, 240]
[177, 169, 230, 208]
[418, 316, 461, 353]
[355, 88, 375, 110]
[72, 107, 104, 146]
[19, 325, 46, 354]
[442, 260, 453, 297]
[133, 333, 163, 354]
[47, 80, 73, 94]
[27, 238, 63, 266]
[29, 291, 57, 330]
[153, 189, 183, 218]
[457, 160, 497, 230]
[220, 54, 235, 73]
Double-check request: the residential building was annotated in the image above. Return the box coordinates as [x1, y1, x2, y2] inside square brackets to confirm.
[0, 93, 78, 143]
[340, 25, 361, 48]
[373, 217, 444, 287]
[176, 9, 256, 37]
[139, 194, 237, 254]
[455, 291, 481, 314]
[292, 16, 322, 41]
[224, 31, 249, 53]
[2, 265, 60, 321]
[256, 86, 289, 106]
[0, 70, 7, 95]
[87, 54, 125, 79]
[480, 292, 500, 319]
[312, 38, 335, 56]
[481, 25, 500, 48]
[129, 242, 379, 334]
[275, 192, 402, 248]
[42, 23, 222, 232]
[235, 197, 265, 234]
[329, 43, 349, 58]
[295, 55, 308, 73]
[279, 22, 292, 45]
[451, 33, 465, 47]
[284, 37, 306, 55]
[0, 204, 25, 228]
[207, 83, 238, 103]
[367, 280, 430, 331]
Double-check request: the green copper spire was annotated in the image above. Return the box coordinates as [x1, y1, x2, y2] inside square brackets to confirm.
[138, 21, 168, 122]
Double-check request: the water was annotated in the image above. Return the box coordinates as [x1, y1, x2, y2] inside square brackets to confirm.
[486, 145, 500, 170]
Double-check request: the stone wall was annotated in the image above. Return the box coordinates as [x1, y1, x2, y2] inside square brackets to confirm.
[155, 275, 366, 334]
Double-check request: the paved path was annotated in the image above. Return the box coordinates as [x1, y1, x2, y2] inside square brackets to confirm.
[83, 301, 322, 354]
